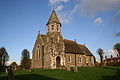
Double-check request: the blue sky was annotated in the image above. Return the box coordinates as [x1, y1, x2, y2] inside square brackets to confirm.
[0, 0, 120, 64]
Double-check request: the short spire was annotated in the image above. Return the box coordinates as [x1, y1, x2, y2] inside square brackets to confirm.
[46, 9, 60, 25]
[46, 8, 62, 33]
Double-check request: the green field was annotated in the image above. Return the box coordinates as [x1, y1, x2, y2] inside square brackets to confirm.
[0, 67, 120, 80]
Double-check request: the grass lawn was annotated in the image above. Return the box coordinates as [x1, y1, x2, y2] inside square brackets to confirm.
[0, 66, 120, 80]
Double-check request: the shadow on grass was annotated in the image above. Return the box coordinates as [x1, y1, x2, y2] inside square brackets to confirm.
[101, 67, 120, 80]
[0, 74, 57, 80]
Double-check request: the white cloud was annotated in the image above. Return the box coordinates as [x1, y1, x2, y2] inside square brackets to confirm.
[5, 61, 12, 66]
[73, 0, 120, 17]
[104, 49, 119, 59]
[49, 0, 120, 23]
[114, 10, 120, 22]
[49, 0, 70, 5]
[94, 18, 103, 25]
[56, 5, 64, 12]
[49, 0, 71, 24]
[58, 12, 71, 23]
[5, 61, 20, 66]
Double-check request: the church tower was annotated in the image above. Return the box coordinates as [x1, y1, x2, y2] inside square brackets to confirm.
[46, 10, 61, 33]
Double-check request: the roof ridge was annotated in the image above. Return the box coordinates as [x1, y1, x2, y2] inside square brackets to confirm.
[41, 34, 46, 36]
[64, 39, 76, 43]
[78, 44, 84, 46]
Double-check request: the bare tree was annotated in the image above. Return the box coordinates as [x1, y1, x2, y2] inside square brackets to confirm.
[97, 48, 104, 64]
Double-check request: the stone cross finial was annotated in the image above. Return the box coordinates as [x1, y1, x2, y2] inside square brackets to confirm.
[38, 30, 40, 34]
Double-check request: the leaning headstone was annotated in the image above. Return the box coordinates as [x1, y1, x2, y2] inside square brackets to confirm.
[29, 69, 32, 72]
[66, 66, 70, 71]
[8, 66, 15, 80]
[14, 66, 17, 70]
[5, 68, 8, 73]
[103, 62, 106, 67]
[74, 66, 78, 72]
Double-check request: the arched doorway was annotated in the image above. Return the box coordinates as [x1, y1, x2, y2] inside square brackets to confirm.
[56, 56, 61, 68]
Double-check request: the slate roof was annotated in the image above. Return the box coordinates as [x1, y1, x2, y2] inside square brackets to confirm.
[78, 44, 93, 56]
[64, 39, 93, 56]
[64, 39, 84, 54]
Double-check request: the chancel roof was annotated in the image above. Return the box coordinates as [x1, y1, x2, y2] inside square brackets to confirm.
[78, 44, 93, 56]
[64, 39, 93, 56]
[64, 39, 84, 54]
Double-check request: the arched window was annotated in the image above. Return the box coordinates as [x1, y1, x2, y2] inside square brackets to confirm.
[37, 49, 39, 59]
[36, 49, 38, 59]
[39, 49, 40, 59]
[78, 56, 81, 62]
[38, 45, 39, 48]
[36, 45, 40, 59]
[68, 55, 71, 63]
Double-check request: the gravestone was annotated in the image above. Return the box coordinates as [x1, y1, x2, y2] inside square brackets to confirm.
[8, 66, 15, 80]
[29, 69, 32, 72]
[66, 66, 70, 71]
[5, 68, 8, 73]
[74, 66, 78, 72]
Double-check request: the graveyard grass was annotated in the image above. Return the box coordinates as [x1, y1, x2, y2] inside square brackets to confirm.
[0, 66, 120, 80]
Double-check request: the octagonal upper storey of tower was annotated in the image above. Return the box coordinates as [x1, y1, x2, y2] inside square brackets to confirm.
[46, 10, 61, 33]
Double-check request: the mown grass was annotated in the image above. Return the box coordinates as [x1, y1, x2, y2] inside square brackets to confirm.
[0, 67, 120, 80]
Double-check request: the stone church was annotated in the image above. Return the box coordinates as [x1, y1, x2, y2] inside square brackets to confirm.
[31, 10, 95, 69]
